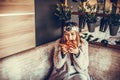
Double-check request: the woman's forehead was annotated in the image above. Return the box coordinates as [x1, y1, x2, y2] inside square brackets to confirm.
[64, 30, 76, 33]
[64, 30, 76, 34]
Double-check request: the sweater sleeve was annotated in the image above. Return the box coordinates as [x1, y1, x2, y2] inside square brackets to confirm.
[54, 46, 67, 69]
[73, 39, 89, 71]
[82, 40, 89, 70]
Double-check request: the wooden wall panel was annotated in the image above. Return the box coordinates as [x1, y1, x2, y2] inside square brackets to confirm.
[0, 15, 35, 58]
[0, 0, 35, 58]
[0, 0, 34, 13]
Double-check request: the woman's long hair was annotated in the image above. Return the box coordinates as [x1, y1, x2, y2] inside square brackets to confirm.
[60, 31, 83, 47]
[54, 31, 83, 63]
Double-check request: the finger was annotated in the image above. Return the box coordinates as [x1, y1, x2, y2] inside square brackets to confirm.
[69, 47, 74, 49]
[69, 49, 74, 53]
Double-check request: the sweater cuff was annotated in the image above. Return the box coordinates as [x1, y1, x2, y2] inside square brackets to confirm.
[74, 50, 80, 58]
[61, 51, 66, 58]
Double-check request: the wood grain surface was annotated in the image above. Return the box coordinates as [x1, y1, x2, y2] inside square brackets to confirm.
[0, 0, 35, 58]
[0, 0, 34, 14]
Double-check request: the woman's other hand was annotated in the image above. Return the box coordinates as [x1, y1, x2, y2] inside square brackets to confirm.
[61, 46, 68, 54]
[69, 47, 79, 54]
[59, 44, 68, 54]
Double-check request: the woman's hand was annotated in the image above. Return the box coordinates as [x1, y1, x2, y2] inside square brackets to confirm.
[59, 43, 79, 54]
[61, 46, 68, 54]
[69, 47, 79, 54]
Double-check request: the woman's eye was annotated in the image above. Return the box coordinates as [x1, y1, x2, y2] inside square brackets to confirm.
[65, 34, 68, 36]
[71, 33, 74, 35]
[65, 33, 69, 36]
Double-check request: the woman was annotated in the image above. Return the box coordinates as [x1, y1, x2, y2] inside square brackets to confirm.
[49, 22, 90, 80]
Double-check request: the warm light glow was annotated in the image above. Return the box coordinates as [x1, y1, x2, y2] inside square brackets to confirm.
[0, 12, 34, 17]
[64, 0, 67, 6]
